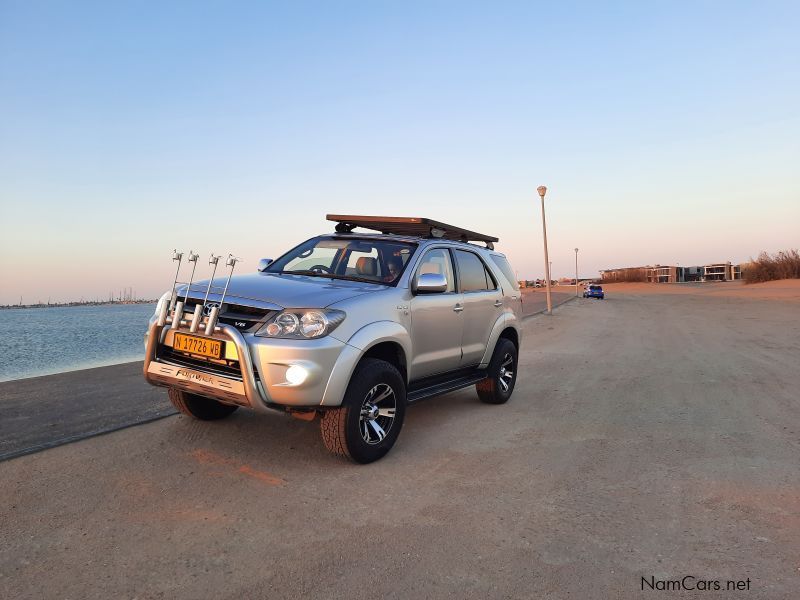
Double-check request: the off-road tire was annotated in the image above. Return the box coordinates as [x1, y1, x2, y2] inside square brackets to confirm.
[168, 388, 239, 420]
[476, 338, 518, 405]
[320, 358, 406, 464]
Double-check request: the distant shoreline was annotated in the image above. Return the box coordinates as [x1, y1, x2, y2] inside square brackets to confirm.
[0, 300, 157, 310]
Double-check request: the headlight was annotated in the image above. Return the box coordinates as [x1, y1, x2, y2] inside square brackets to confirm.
[300, 311, 328, 337]
[275, 312, 299, 334]
[256, 309, 345, 339]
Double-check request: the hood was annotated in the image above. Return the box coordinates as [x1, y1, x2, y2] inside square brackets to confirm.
[177, 272, 383, 309]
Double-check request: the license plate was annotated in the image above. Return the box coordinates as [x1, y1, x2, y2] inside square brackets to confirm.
[173, 333, 223, 359]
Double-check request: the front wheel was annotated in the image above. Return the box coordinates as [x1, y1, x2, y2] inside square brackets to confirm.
[168, 388, 239, 420]
[476, 338, 518, 404]
[320, 358, 406, 463]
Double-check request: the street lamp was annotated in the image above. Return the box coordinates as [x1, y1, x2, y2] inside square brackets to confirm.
[537, 185, 553, 315]
[575, 248, 580, 297]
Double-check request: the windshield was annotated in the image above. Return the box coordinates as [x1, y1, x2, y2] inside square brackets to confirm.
[267, 236, 417, 285]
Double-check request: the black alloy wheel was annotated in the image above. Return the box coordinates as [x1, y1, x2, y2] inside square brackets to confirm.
[320, 358, 407, 463]
[476, 337, 518, 404]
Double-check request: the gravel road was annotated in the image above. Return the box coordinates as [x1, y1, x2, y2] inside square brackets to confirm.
[1, 289, 798, 599]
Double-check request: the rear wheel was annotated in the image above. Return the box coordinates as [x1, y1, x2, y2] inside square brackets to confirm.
[320, 358, 406, 463]
[168, 388, 239, 420]
[476, 338, 518, 404]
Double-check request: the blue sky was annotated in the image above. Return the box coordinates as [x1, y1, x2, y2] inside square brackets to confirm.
[1, 1, 798, 303]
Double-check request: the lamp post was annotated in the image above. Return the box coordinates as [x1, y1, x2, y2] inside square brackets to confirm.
[537, 186, 553, 315]
[574, 248, 579, 297]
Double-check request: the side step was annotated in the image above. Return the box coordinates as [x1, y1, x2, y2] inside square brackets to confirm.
[407, 370, 487, 404]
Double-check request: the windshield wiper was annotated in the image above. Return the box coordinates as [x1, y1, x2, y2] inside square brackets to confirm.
[335, 275, 386, 285]
[282, 270, 327, 277]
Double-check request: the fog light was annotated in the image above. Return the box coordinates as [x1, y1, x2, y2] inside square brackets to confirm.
[285, 365, 308, 385]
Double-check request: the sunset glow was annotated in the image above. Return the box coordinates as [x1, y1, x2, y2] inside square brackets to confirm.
[1, 2, 798, 304]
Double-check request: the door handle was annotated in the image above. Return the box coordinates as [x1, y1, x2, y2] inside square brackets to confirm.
[453, 304, 464, 312]
[494, 300, 503, 307]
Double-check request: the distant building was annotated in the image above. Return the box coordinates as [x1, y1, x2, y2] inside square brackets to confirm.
[601, 261, 742, 283]
[682, 266, 704, 282]
[704, 262, 741, 281]
[646, 265, 679, 283]
[645, 265, 704, 283]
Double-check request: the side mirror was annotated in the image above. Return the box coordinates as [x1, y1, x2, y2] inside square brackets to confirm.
[415, 272, 448, 294]
[257, 258, 273, 272]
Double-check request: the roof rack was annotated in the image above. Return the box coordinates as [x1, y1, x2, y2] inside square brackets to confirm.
[326, 214, 498, 249]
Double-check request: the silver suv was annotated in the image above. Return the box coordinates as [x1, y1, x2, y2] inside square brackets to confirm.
[144, 215, 523, 463]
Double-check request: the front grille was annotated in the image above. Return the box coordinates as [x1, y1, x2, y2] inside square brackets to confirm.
[178, 298, 276, 332]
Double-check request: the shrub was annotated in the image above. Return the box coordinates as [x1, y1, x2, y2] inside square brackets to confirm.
[742, 249, 800, 283]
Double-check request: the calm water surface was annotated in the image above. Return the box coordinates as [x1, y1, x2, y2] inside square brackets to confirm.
[1, 304, 156, 382]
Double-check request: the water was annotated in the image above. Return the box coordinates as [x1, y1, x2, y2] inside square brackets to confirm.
[0, 303, 157, 382]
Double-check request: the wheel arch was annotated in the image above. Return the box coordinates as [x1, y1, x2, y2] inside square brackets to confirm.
[361, 341, 408, 383]
[478, 315, 521, 368]
[497, 326, 519, 349]
[321, 321, 411, 406]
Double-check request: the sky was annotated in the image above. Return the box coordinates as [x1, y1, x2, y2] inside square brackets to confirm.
[1, 1, 798, 304]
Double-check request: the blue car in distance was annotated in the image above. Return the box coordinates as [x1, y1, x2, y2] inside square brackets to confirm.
[583, 284, 605, 299]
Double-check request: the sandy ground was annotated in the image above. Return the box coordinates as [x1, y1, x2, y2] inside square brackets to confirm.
[1, 285, 799, 599]
[521, 286, 574, 315]
[601, 279, 800, 301]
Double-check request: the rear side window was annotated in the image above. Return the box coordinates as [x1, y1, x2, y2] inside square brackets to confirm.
[454, 250, 496, 292]
[490, 255, 520, 291]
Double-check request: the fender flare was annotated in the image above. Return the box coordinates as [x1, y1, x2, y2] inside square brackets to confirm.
[478, 312, 521, 367]
[321, 321, 412, 406]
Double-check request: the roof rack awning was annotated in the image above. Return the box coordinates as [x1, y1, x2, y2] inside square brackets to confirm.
[326, 214, 499, 244]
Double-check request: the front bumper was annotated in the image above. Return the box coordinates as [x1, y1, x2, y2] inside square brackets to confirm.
[143, 319, 359, 412]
